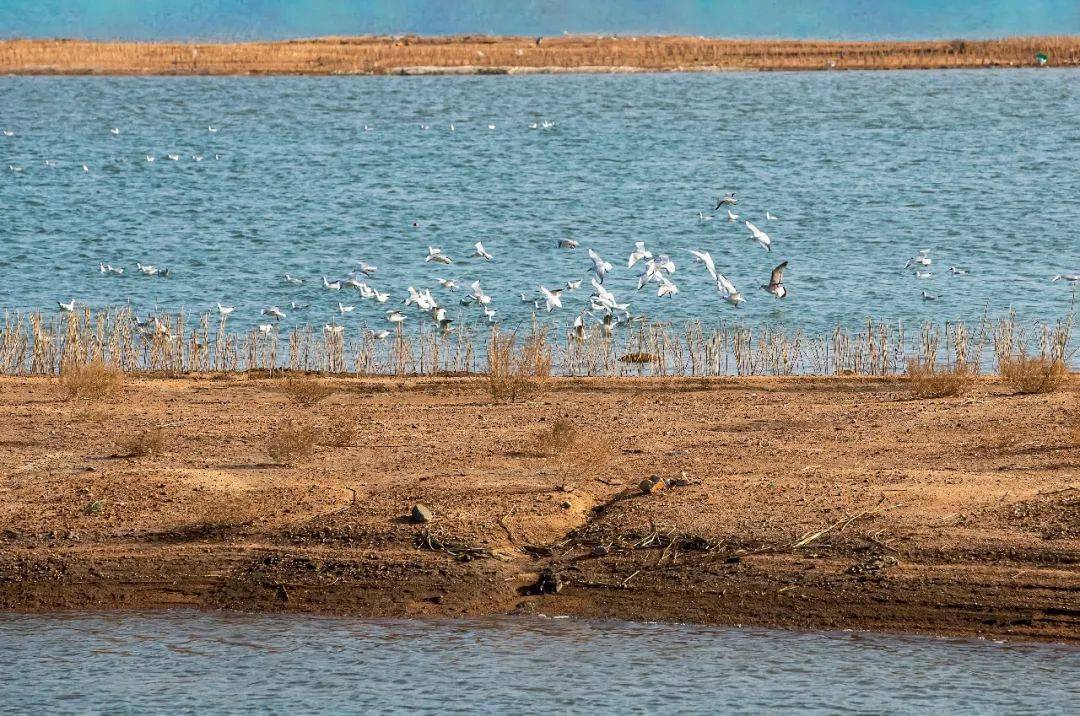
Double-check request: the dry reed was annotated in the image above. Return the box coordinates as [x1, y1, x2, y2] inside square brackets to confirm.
[999, 356, 1069, 395]
[487, 328, 551, 402]
[529, 419, 615, 475]
[58, 361, 124, 400]
[905, 359, 977, 399]
[279, 376, 335, 405]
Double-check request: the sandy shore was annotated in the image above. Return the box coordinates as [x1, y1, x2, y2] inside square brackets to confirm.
[1, 35, 1078, 75]
[0, 374, 1076, 641]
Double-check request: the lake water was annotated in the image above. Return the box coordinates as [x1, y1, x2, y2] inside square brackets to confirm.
[1, 70, 1078, 340]
[1, 612, 1077, 714]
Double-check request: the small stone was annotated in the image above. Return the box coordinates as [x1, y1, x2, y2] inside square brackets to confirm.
[411, 503, 433, 523]
[591, 544, 610, 557]
[560, 501, 572, 509]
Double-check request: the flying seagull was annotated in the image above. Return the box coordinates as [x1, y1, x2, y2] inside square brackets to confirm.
[472, 241, 494, 261]
[588, 249, 613, 283]
[762, 261, 788, 298]
[745, 220, 772, 252]
[714, 192, 737, 210]
[716, 274, 745, 307]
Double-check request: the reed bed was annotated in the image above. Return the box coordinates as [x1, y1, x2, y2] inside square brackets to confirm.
[0, 309, 1073, 380]
[2, 36, 1079, 76]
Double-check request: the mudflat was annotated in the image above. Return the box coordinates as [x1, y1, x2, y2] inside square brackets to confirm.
[0, 374, 1076, 642]
[1, 35, 1078, 75]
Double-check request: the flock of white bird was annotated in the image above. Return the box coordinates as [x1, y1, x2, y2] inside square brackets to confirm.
[10, 123, 1078, 339]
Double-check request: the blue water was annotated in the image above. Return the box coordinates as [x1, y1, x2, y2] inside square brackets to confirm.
[1, 70, 1078, 339]
[1, 612, 1077, 714]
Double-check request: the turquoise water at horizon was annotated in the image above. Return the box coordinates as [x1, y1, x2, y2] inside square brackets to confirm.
[1, 70, 1078, 344]
[1, 612, 1077, 713]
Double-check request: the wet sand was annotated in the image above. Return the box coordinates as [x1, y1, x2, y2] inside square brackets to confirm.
[0, 374, 1076, 642]
[1, 35, 1077, 75]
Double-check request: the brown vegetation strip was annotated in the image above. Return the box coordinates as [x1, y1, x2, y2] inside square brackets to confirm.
[0, 374, 1076, 641]
[1, 35, 1079, 75]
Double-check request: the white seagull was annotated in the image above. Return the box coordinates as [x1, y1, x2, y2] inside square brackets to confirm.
[765, 211, 779, 221]
[1051, 273, 1079, 282]
[714, 192, 737, 210]
[472, 241, 494, 261]
[588, 249, 613, 283]
[727, 209, 740, 222]
[716, 274, 745, 307]
[689, 250, 717, 281]
[948, 267, 968, 276]
[539, 285, 563, 312]
[261, 306, 287, 320]
[627, 241, 653, 268]
[217, 303, 235, 317]
[745, 220, 772, 252]
[284, 274, 304, 285]
[58, 300, 77, 313]
[322, 276, 342, 291]
[557, 239, 579, 249]
[426, 246, 453, 265]
[905, 250, 932, 269]
[436, 278, 458, 291]
[338, 302, 355, 314]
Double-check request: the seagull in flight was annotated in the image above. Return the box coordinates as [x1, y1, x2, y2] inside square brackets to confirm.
[689, 250, 717, 281]
[905, 250, 932, 269]
[217, 303, 235, 317]
[714, 192, 737, 210]
[588, 249, 613, 283]
[762, 261, 788, 298]
[386, 310, 407, 324]
[426, 246, 453, 265]
[566, 279, 582, 291]
[262, 306, 287, 320]
[356, 260, 377, 276]
[716, 274, 745, 307]
[539, 285, 563, 312]
[258, 324, 274, 336]
[470, 280, 492, 306]
[436, 278, 458, 291]
[472, 241, 494, 261]
[727, 209, 739, 222]
[58, 299, 77, 313]
[627, 241, 653, 269]
[656, 276, 678, 298]
[745, 220, 772, 252]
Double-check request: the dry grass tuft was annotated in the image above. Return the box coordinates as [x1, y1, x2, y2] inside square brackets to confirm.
[116, 427, 165, 457]
[267, 419, 318, 465]
[58, 361, 124, 400]
[530, 419, 615, 474]
[905, 359, 977, 399]
[487, 330, 551, 403]
[280, 376, 335, 405]
[999, 356, 1068, 395]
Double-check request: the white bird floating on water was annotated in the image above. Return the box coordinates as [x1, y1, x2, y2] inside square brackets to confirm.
[338, 303, 355, 314]
[745, 220, 772, 252]
[324, 324, 345, 335]
[627, 241, 652, 268]
[726, 209, 739, 222]
[284, 274, 304, 285]
[698, 211, 713, 221]
[472, 242, 493, 261]
[557, 239, 579, 249]
[714, 192, 737, 210]
[2, 129, 14, 136]
[208, 126, 218, 133]
[915, 271, 933, 279]
[426, 246, 453, 265]
[258, 324, 273, 335]
[58, 300, 76, 313]
[921, 291, 937, 301]
[367, 329, 390, 340]
[539, 285, 563, 312]
[167, 154, 180, 161]
[588, 249, 613, 283]
[136, 262, 168, 276]
[716, 274, 745, 308]
[82, 164, 89, 172]
[387, 310, 406, 324]
[1051, 273, 1079, 282]
[110, 128, 120, 135]
[322, 276, 342, 291]
[146, 155, 155, 163]
[217, 303, 235, 317]
[766, 211, 779, 221]
[98, 262, 124, 276]
[948, 267, 968, 276]
[762, 262, 788, 298]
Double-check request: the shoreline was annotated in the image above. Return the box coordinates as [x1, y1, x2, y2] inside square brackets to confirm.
[1, 374, 1076, 642]
[1, 35, 1078, 76]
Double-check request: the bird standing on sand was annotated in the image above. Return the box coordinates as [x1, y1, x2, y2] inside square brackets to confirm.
[762, 262, 788, 298]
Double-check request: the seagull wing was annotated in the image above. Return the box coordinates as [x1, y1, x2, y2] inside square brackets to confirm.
[690, 250, 717, 281]
[770, 261, 788, 286]
[716, 273, 737, 296]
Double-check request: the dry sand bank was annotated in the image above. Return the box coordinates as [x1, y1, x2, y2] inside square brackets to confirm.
[1, 35, 1079, 75]
[0, 374, 1076, 641]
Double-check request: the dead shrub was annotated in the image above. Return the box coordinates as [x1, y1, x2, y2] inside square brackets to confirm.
[116, 427, 165, 457]
[999, 356, 1068, 395]
[280, 376, 335, 406]
[905, 359, 977, 399]
[319, 416, 358, 447]
[267, 419, 317, 465]
[487, 329, 551, 403]
[58, 361, 124, 400]
[529, 419, 615, 474]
